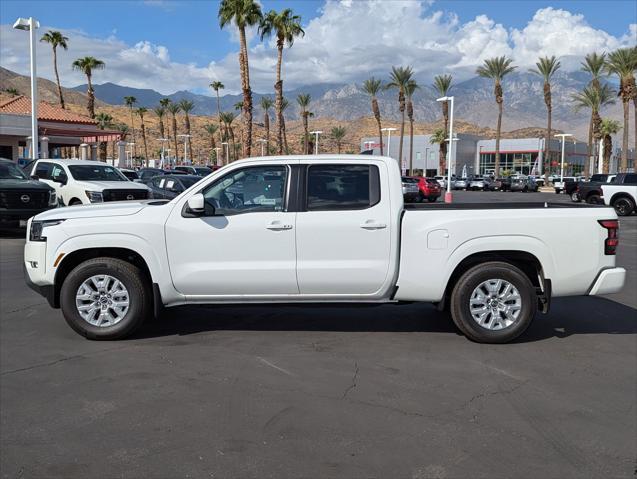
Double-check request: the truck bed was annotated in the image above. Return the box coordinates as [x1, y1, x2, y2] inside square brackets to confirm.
[404, 202, 604, 210]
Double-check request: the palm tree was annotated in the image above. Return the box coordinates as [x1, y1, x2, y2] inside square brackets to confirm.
[95, 112, 114, 161]
[259, 8, 304, 154]
[362, 77, 384, 155]
[71, 56, 105, 119]
[386, 66, 414, 167]
[581, 52, 608, 177]
[600, 118, 622, 173]
[220, 112, 238, 162]
[405, 80, 418, 174]
[219, 0, 263, 157]
[476, 56, 516, 176]
[154, 105, 166, 140]
[40, 31, 68, 109]
[124, 96, 137, 158]
[430, 128, 447, 174]
[572, 84, 616, 173]
[260, 96, 274, 153]
[179, 99, 195, 161]
[432, 74, 453, 174]
[166, 103, 181, 162]
[137, 107, 149, 166]
[330, 126, 346, 154]
[297, 93, 311, 154]
[4, 87, 19, 97]
[281, 97, 290, 154]
[233, 101, 244, 112]
[204, 124, 219, 163]
[606, 47, 637, 172]
[209, 81, 225, 161]
[530, 56, 561, 184]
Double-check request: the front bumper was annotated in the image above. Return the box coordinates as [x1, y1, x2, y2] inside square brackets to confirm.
[24, 262, 56, 307]
[588, 267, 626, 296]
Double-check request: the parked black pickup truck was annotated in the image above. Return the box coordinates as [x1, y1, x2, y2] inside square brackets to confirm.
[577, 173, 636, 204]
[0, 158, 57, 227]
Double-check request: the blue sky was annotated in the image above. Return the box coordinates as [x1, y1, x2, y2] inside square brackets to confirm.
[1, 0, 635, 94]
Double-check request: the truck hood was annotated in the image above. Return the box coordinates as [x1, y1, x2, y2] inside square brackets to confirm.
[33, 199, 167, 221]
[74, 180, 149, 191]
[0, 179, 53, 191]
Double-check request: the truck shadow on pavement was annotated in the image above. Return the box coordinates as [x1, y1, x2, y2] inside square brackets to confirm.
[133, 296, 637, 343]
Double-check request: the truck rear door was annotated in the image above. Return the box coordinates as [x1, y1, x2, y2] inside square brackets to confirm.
[295, 161, 392, 295]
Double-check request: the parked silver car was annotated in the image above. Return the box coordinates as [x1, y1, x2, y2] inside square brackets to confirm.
[510, 176, 539, 192]
[453, 178, 468, 190]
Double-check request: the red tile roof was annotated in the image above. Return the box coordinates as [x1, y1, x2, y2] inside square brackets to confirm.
[0, 95, 97, 125]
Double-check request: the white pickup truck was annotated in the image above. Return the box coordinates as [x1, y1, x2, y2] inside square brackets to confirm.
[24, 155, 626, 343]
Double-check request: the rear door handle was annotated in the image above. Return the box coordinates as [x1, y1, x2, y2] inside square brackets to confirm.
[360, 220, 387, 230]
[266, 222, 293, 230]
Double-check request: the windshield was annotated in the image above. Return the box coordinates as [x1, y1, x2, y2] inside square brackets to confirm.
[120, 170, 139, 180]
[0, 162, 28, 180]
[195, 167, 212, 175]
[68, 165, 127, 181]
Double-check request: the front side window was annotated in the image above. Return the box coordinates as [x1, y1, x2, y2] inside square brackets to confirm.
[202, 165, 288, 215]
[34, 162, 53, 179]
[307, 164, 379, 211]
[51, 165, 68, 183]
[68, 165, 127, 181]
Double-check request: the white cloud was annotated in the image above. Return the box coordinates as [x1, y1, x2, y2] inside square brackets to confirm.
[0, 3, 635, 96]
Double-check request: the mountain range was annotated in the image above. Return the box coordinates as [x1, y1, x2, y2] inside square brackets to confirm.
[1, 66, 628, 143]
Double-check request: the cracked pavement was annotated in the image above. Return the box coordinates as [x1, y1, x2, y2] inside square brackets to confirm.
[1, 192, 636, 478]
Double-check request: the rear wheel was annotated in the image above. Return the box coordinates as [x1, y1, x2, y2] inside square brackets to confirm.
[450, 261, 537, 343]
[428, 197, 437, 203]
[60, 257, 151, 340]
[613, 196, 635, 216]
[570, 192, 580, 202]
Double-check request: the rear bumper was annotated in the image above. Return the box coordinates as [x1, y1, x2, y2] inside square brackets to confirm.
[588, 267, 626, 296]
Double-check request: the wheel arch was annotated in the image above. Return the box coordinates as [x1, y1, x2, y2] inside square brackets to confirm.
[609, 192, 635, 206]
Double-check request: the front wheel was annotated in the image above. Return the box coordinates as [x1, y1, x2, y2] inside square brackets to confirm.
[428, 197, 437, 203]
[613, 197, 635, 216]
[60, 257, 151, 340]
[449, 261, 537, 343]
[570, 192, 580, 202]
[586, 194, 601, 205]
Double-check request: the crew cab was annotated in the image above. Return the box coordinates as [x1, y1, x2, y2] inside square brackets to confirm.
[578, 173, 634, 204]
[24, 159, 149, 206]
[24, 155, 626, 344]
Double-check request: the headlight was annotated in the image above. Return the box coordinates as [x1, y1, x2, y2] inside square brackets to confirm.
[48, 190, 57, 206]
[29, 219, 65, 242]
[85, 190, 103, 203]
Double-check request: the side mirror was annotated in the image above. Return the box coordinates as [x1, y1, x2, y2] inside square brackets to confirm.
[183, 193, 208, 217]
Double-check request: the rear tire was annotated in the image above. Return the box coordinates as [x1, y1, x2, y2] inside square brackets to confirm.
[428, 197, 437, 203]
[612, 196, 635, 216]
[570, 192, 580, 202]
[449, 261, 537, 344]
[60, 257, 151, 340]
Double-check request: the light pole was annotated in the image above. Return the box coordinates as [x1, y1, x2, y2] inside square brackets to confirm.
[156, 138, 169, 168]
[164, 149, 171, 168]
[437, 96, 455, 203]
[381, 127, 397, 159]
[555, 133, 573, 180]
[310, 131, 323, 154]
[126, 142, 135, 168]
[177, 134, 191, 165]
[257, 138, 267, 156]
[221, 142, 230, 163]
[213, 147, 222, 166]
[13, 17, 40, 160]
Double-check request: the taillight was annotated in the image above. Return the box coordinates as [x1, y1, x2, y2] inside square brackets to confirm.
[598, 219, 619, 255]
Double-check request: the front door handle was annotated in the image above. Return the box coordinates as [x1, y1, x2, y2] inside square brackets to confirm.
[360, 220, 387, 230]
[266, 222, 293, 231]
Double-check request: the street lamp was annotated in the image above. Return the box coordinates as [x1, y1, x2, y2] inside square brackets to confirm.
[13, 17, 40, 160]
[437, 96, 455, 203]
[213, 147, 222, 166]
[126, 142, 135, 168]
[555, 133, 573, 180]
[221, 142, 230, 163]
[310, 131, 322, 154]
[164, 148, 171, 168]
[257, 138, 268, 156]
[381, 127, 397, 159]
[177, 134, 192, 165]
[156, 137, 169, 168]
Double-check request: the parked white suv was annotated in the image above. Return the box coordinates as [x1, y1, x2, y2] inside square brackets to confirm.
[25, 159, 149, 206]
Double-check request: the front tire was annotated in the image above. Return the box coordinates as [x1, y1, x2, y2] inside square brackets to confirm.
[570, 192, 580, 202]
[587, 193, 601, 205]
[60, 257, 151, 340]
[449, 261, 537, 343]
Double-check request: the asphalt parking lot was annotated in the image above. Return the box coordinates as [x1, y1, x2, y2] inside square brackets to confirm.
[1, 190, 636, 478]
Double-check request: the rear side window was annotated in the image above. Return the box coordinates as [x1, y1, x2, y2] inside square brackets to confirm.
[34, 161, 53, 179]
[624, 174, 637, 184]
[307, 164, 380, 211]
